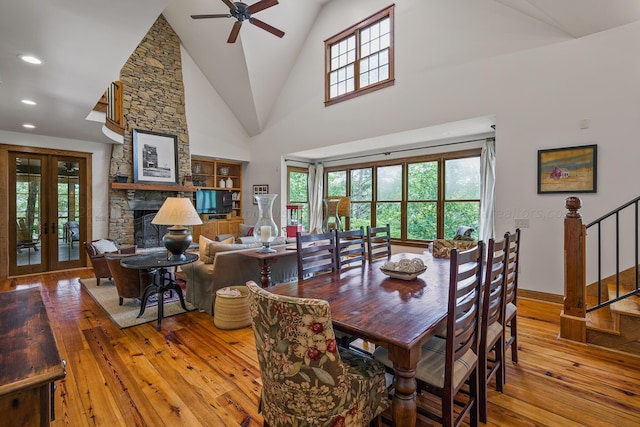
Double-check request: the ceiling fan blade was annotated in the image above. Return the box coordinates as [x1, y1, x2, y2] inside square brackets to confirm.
[227, 21, 242, 43]
[220, 0, 237, 10]
[247, 0, 278, 15]
[191, 14, 231, 19]
[249, 18, 284, 38]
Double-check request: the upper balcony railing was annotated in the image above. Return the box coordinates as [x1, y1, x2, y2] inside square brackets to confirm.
[105, 81, 124, 136]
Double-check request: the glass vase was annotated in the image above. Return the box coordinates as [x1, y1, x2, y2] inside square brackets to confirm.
[322, 198, 342, 232]
[253, 194, 278, 253]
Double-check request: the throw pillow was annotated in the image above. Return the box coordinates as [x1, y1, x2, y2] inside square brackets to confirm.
[238, 223, 255, 237]
[219, 236, 235, 244]
[206, 241, 262, 257]
[92, 239, 118, 254]
[199, 235, 215, 264]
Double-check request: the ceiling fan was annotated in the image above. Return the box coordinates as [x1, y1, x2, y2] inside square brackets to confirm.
[191, 0, 285, 43]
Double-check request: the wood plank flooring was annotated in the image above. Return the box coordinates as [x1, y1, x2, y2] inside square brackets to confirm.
[2, 269, 640, 426]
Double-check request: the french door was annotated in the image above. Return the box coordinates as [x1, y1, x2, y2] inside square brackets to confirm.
[9, 152, 87, 275]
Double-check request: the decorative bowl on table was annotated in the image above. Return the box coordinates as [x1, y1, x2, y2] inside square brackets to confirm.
[380, 258, 427, 281]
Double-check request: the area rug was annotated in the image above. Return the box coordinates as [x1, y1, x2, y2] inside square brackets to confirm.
[79, 277, 195, 329]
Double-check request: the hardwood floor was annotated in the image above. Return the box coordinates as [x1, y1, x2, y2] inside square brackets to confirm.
[2, 269, 640, 426]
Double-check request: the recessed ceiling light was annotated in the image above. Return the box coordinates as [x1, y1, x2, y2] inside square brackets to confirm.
[22, 124, 36, 129]
[18, 54, 42, 65]
[21, 99, 37, 105]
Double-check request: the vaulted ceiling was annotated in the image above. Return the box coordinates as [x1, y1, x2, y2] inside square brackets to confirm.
[1, 0, 640, 144]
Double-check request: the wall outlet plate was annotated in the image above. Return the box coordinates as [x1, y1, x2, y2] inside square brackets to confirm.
[514, 218, 529, 228]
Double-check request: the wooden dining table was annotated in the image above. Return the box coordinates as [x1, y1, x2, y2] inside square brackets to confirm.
[267, 252, 452, 427]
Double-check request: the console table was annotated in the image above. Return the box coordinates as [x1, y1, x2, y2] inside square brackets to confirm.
[0, 287, 66, 426]
[239, 245, 298, 287]
[121, 251, 198, 330]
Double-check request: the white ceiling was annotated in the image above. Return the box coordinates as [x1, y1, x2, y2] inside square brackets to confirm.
[1, 0, 640, 145]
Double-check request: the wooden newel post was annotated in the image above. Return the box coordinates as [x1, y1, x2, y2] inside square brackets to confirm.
[560, 196, 587, 342]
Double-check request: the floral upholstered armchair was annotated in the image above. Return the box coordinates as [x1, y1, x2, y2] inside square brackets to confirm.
[246, 281, 389, 427]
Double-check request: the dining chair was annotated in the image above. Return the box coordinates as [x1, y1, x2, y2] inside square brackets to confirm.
[295, 231, 338, 280]
[503, 228, 521, 379]
[335, 227, 366, 272]
[479, 235, 509, 423]
[246, 281, 390, 427]
[373, 243, 484, 427]
[366, 224, 391, 263]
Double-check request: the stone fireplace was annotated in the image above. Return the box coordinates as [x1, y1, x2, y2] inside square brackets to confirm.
[107, 15, 193, 246]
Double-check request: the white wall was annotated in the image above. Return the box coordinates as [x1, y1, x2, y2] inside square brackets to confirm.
[181, 47, 252, 161]
[243, 0, 640, 295]
[0, 130, 112, 239]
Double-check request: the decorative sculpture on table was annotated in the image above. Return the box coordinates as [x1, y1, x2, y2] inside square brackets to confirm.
[253, 194, 278, 253]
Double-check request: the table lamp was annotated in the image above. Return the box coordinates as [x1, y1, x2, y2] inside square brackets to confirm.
[152, 197, 203, 261]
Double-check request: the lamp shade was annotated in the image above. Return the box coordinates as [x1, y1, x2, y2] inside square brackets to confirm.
[152, 197, 203, 226]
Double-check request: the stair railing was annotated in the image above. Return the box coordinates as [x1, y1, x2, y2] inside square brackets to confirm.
[585, 195, 640, 311]
[562, 195, 640, 342]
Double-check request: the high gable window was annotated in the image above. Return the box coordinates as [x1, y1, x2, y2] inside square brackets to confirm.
[324, 5, 395, 106]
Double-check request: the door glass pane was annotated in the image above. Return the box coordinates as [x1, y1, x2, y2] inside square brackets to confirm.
[58, 161, 80, 262]
[16, 157, 42, 267]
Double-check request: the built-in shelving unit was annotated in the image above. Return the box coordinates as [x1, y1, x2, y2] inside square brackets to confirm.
[191, 157, 243, 215]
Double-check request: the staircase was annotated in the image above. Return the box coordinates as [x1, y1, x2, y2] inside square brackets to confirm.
[562, 196, 640, 356]
[586, 278, 640, 355]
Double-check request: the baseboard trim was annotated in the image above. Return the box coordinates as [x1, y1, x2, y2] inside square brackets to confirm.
[520, 289, 563, 304]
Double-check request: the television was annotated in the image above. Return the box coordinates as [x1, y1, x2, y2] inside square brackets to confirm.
[195, 189, 233, 215]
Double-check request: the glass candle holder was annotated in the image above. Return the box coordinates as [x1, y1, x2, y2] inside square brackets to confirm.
[253, 194, 278, 253]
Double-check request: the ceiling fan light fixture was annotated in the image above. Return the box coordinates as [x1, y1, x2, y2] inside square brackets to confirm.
[191, 0, 284, 43]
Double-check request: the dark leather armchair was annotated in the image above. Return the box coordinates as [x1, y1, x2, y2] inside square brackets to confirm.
[84, 239, 135, 286]
[104, 253, 155, 305]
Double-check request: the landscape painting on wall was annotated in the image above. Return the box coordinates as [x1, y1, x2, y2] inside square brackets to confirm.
[538, 144, 597, 194]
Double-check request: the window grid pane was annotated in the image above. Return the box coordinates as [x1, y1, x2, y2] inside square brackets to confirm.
[375, 202, 401, 238]
[350, 168, 372, 202]
[327, 171, 347, 196]
[350, 202, 371, 230]
[326, 8, 393, 102]
[407, 202, 437, 240]
[445, 157, 480, 200]
[444, 201, 480, 239]
[376, 165, 402, 201]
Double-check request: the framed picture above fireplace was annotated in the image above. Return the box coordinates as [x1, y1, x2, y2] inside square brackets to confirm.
[132, 129, 179, 185]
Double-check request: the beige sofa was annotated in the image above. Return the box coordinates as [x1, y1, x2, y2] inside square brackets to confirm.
[181, 240, 298, 315]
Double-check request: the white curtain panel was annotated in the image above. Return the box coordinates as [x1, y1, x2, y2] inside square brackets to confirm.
[480, 138, 496, 243]
[308, 163, 324, 234]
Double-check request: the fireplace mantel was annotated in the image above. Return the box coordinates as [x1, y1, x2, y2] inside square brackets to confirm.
[111, 182, 196, 192]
